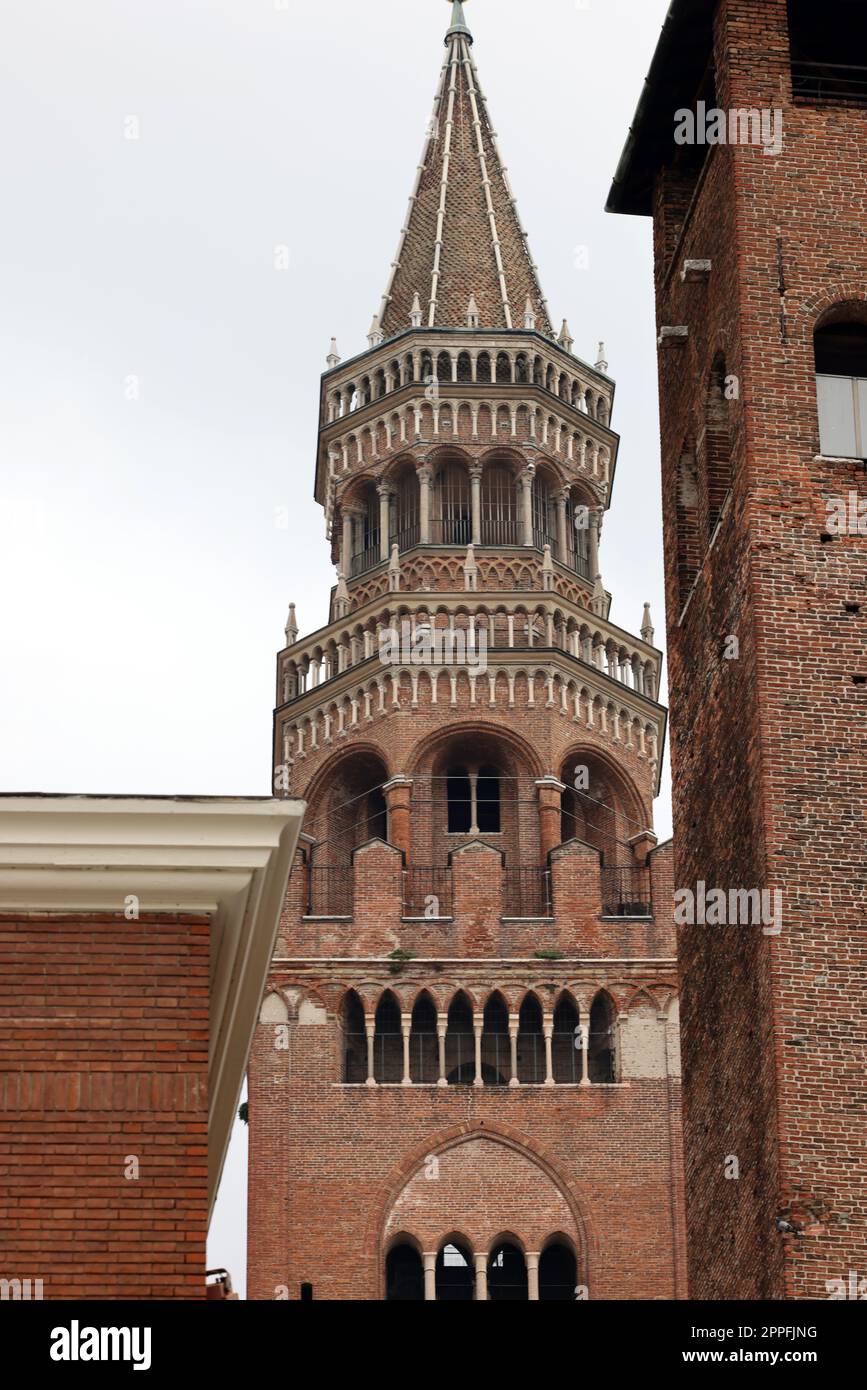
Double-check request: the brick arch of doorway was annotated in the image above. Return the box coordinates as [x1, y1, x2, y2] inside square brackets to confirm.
[368, 1123, 597, 1299]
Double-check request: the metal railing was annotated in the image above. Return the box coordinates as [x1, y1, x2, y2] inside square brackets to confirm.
[350, 540, 382, 577]
[503, 868, 553, 918]
[430, 517, 472, 546]
[792, 60, 867, 105]
[393, 523, 420, 553]
[403, 866, 453, 919]
[480, 517, 522, 546]
[601, 866, 652, 918]
[306, 865, 353, 917]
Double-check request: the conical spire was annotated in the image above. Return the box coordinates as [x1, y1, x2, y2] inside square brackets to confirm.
[641, 603, 655, 644]
[375, 8, 552, 336]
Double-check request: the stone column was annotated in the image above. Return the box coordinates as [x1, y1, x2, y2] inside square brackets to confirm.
[544, 1022, 555, 1086]
[470, 465, 483, 545]
[519, 470, 534, 546]
[378, 483, 392, 561]
[365, 1019, 377, 1087]
[437, 1016, 447, 1087]
[473, 1017, 484, 1088]
[474, 1254, 488, 1301]
[580, 1022, 590, 1086]
[417, 466, 432, 543]
[509, 1017, 520, 1087]
[556, 490, 569, 563]
[341, 509, 354, 577]
[588, 507, 602, 579]
[401, 1014, 412, 1086]
[423, 1253, 437, 1301]
[527, 1253, 540, 1301]
[536, 776, 566, 863]
[383, 775, 413, 861]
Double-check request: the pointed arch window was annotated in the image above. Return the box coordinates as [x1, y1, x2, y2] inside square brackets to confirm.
[552, 994, 581, 1084]
[341, 991, 367, 1084]
[589, 991, 617, 1084]
[445, 991, 475, 1085]
[373, 991, 402, 1084]
[488, 1243, 528, 1301]
[409, 993, 438, 1084]
[517, 993, 544, 1084]
[386, 1244, 424, 1301]
[480, 992, 509, 1086]
[436, 1242, 474, 1301]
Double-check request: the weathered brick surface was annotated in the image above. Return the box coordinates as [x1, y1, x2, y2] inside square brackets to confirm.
[642, 0, 867, 1301]
[0, 913, 209, 1299]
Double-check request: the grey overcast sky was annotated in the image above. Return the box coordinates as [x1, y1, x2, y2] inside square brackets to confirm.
[0, 0, 671, 1294]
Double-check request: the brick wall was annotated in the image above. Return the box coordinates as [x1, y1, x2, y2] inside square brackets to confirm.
[648, 0, 867, 1300]
[0, 912, 209, 1300]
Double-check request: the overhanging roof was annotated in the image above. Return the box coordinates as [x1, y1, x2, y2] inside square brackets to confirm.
[0, 794, 306, 1220]
[606, 0, 717, 216]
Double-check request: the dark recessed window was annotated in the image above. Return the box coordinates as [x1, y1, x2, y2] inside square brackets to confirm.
[789, 1, 867, 105]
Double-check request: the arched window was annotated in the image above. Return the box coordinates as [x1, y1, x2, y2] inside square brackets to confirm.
[386, 1243, 424, 1301]
[409, 993, 438, 1084]
[552, 994, 581, 1084]
[517, 993, 544, 1084]
[496, 352, 512, 384]
[373, 991, 402, 1084]
[434, 463, 471, 545]
[532, 474, 556, 551]
[704, 356, 732, 536]
[488, 1242, 528, 1301]
[476, 765, 501, 833]
[568, 496, 591, 577]
[350, 487, 380, 577]
[436, 1242, 474, 1301]
[815, 317, 867, 458]
[477, 352, 492, 384]
[539, 1243, 578, 1301]
[481, 466, 519, 545]
[445, 991, 475, 1085]
[480, 992, 509, 1086]
[341, 990, 367, 1084]
[446, 766, 472, 834]
[589, 991, 617, 1084]
[393, 471, 420, 551]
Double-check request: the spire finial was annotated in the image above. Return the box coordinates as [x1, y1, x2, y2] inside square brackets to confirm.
[446, 0, 473, 44]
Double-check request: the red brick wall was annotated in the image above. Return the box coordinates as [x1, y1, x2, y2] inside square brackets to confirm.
[0, 912, 209, 1299]
[648, 0, 867, 1300]
[247, 987, 684, 1301]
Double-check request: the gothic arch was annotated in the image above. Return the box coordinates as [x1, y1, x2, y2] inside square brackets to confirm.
[374, 1126, 594, 1296]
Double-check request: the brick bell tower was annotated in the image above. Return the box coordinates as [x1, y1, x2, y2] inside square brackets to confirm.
[607, 0, 867, 1300]
[248, 1, 685, 1302]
